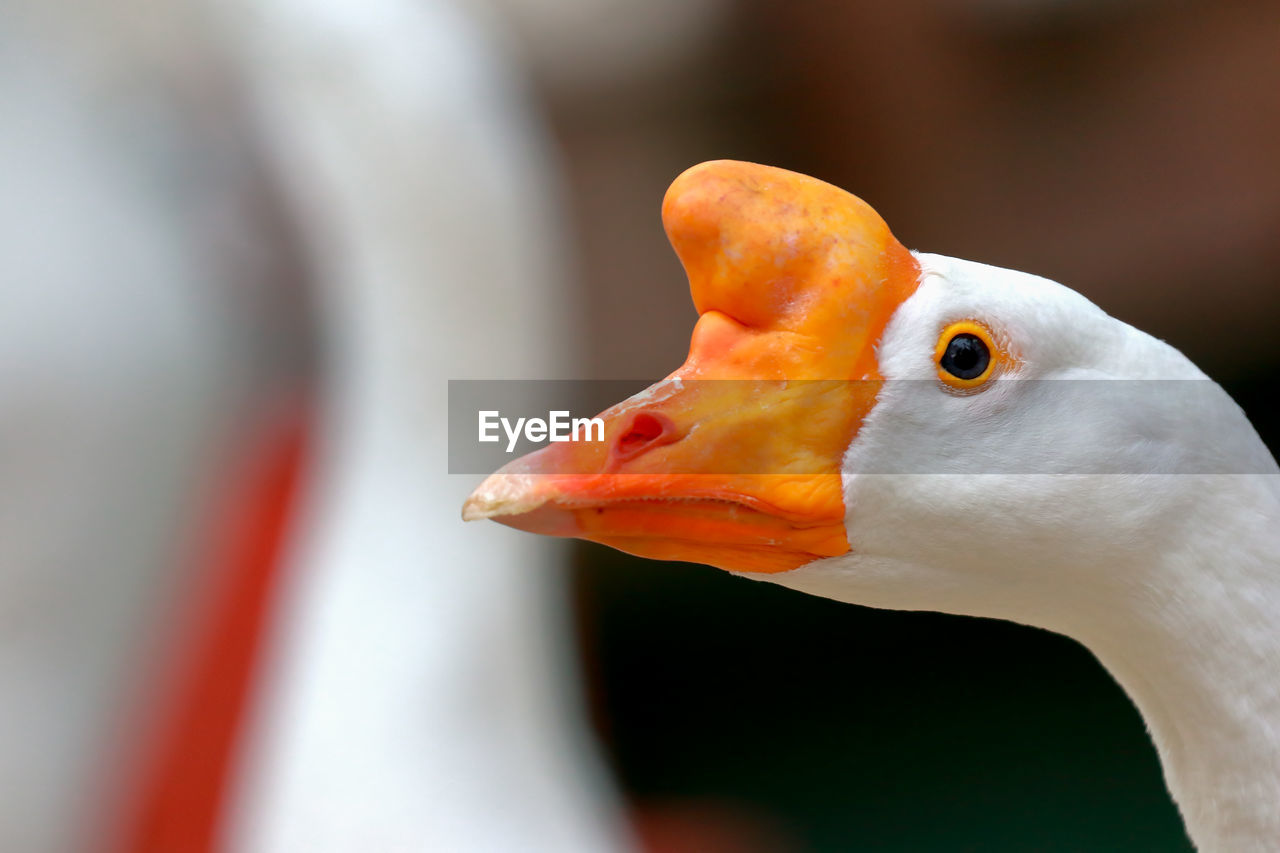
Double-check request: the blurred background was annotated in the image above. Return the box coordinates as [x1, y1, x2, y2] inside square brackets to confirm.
[2, 0, 1278, 850]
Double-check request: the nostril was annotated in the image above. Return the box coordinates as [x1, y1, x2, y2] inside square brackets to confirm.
[613, 411, 678, 462]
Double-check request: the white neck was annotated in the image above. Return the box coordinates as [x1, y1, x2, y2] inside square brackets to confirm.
[220, 0, 625, 848]
[1069, 474, 1280, 851]
[786, 414, 1280, 850]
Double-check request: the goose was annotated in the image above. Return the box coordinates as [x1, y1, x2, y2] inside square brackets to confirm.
[212, 1, 629, 850]
[0, 0, 629, 849]
[464, 159, 1280, 852]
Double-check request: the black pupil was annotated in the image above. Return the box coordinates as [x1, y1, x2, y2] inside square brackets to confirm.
[942, 333, 990, 380]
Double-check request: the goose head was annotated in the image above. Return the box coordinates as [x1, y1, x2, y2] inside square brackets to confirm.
[463, 159, 1272, 632]
[463, 161, 1280, 848]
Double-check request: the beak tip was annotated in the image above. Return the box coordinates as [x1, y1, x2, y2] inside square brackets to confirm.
[461, 474, 550, 522]
[460, 497, 487, 522]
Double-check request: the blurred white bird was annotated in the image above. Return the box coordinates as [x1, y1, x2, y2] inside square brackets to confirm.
[0, 0, 631, 850]
[216, 1, 630, 850]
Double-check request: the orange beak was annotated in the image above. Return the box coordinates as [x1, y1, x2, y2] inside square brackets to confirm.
[462, 161, 919, 573]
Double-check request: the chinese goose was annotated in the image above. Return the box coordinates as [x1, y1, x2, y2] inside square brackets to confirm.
[465, 160, 1280, 852]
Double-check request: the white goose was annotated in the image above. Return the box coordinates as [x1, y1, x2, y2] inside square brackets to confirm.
[219, 1, 629, 850]
[0, 0, 629, 849]
[465, 160, 1280, 852]
[222, 1, 632, 850]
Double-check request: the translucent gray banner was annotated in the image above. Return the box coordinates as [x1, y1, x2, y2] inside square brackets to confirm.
[448, 379, 1278, 475]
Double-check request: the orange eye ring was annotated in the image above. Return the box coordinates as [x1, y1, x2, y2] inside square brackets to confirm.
[935, 320, 1004, 391]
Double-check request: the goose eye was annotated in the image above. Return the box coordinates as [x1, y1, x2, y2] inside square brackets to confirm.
[941, 334, 989, 379]
[935, 321, 1000, 390]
